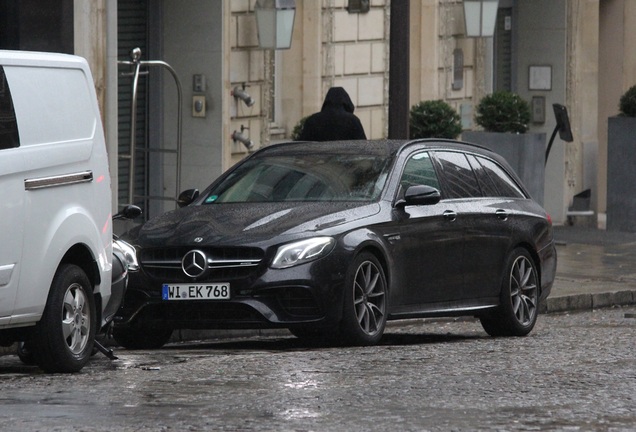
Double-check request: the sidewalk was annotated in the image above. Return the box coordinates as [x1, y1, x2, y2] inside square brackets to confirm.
[544, 225, 636, 313]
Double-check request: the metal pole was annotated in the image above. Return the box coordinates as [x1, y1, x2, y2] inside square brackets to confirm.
[118, 48, 183, 206]
[388, 0, 410, 139]
[142, 60, 183, 197]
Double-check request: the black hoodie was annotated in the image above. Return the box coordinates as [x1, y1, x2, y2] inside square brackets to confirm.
[298, 87, 367, 141]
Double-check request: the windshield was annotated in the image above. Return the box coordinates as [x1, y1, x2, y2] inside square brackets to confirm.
[203, 153, 392, 203]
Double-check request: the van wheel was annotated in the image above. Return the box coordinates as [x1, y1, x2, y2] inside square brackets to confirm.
[340, 252, 387, 346]
[480, 248, 539, 337]
[112, 325, 173, 350]
[33, 264, 96, 373]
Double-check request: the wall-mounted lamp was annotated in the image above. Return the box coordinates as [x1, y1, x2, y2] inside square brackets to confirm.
[255, 0, 296, 50]
[232, 125, 254, 151]
[232, 84, 255, 107]
[463, 0, 499, 37]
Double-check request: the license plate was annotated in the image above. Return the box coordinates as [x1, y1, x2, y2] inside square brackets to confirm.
[162, 283, 230, 300]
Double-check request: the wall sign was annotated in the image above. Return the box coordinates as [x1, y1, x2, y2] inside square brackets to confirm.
[529, 65, 552, 91]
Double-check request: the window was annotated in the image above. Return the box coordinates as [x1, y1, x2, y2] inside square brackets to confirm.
[466, 154, 499, 197]
[205, 153, 392, 203]
[0, 67, 19, 150]
[400, 152, 440, 190]
[434, 151, 481, 198]
[473, 156, 525, 198]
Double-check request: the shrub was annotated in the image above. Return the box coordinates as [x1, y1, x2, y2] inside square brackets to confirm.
[291, 116, 307, 140]
[409, 100, 462, 139]
[475, 91, 531, 134]
[619, 85, 636, 117]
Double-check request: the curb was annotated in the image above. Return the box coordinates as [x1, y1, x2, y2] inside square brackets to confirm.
[542, 290, 636, 314]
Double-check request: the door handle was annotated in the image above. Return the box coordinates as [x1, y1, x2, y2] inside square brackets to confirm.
[443, 210, 457, 222]
[495, 209, 508, 220]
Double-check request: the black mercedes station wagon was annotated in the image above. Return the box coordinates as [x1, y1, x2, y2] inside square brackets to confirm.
[114, 139, 557, 348]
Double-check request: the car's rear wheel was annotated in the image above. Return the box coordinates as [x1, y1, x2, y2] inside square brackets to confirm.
[33, 264, 96, 373]
[480, 248, 539, 337]
[340, 252, 387, 345]
[112, 324, 173, 350]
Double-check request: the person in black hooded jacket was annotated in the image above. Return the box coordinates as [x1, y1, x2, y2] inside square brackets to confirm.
[298, 87, 367, 141]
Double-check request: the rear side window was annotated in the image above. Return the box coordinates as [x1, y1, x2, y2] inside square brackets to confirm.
[0, 66, 19, 150]
[434, 151, 481, 198]
[470, 155, 526, 198]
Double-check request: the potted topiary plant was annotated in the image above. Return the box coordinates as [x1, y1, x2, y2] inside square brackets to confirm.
[409, 100, 462, 139]
[462, 91, 546, 205]
[607, 84, 636, 232]
[473, 91, 531, 133]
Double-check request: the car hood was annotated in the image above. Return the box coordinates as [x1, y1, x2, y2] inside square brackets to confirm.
[134, 201, 381, 247]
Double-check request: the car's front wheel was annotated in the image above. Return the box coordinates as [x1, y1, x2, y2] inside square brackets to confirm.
[340, 252, 387, 345]
[32, 264, 96, 373]
[112, 324, 173, 350]
[480, 248, 539, 337]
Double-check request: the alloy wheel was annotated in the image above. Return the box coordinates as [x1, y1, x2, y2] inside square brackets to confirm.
[61, 283, 91, 355]
[509, 255, 538, 326]
[353, 260, 386, 336]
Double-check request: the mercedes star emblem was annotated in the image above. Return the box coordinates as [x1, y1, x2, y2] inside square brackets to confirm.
[182, 249, 208, 278]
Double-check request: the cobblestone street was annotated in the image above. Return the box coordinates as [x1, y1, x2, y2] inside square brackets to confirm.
[0, 306, 634, 431]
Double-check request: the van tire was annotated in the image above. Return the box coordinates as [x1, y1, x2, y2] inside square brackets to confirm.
[33, 264, 96, 373]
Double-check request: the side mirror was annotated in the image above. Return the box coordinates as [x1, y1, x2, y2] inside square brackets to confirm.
[113, 204, 143, 221]
[396, 185, 441, 208]
[177, 189, 200, 208]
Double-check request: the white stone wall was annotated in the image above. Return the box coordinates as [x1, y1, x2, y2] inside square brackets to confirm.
[230, 1, 263, 163]
[327, 2, 388, 139]
[230, 0, 389, 157]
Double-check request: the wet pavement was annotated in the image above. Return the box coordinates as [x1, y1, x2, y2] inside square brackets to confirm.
[0, 306, 634, 431]
[547, 226, 636, 312]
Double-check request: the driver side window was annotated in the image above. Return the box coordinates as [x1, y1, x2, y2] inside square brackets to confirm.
[400, 152, 440, 191]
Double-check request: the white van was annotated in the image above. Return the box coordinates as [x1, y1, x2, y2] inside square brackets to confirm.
[0, 51, 113, 372]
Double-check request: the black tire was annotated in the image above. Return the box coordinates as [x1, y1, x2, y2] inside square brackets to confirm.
[339, 252, 388, 346]
[480, 248, 539, 337]
[32, 264, 96, 373]
[16, 341, 36, 366]
[112, 324, 173, 350]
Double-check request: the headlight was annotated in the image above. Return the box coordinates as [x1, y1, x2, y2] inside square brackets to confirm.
[271, 237, 335, 269]
[113, 238, 139, 272]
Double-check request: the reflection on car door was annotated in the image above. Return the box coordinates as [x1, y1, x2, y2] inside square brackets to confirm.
[463, 154, 528, 298]
[435, 151, 498, 299]
[389, 151, 466, 309]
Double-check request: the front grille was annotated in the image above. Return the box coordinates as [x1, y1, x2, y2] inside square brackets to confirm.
[140, 246, 264, 282]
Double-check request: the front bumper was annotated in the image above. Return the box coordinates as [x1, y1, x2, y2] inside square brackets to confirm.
[114, 255, 348, 331]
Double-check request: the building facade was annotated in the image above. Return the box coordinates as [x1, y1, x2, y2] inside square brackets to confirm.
[2, 0, 634, 227]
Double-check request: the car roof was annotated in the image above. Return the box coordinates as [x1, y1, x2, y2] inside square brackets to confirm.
[256, 138, 499, 161]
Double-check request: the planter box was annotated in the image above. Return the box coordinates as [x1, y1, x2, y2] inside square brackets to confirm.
[462, 131, 546, 205]
[607, 116, 636, 232]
